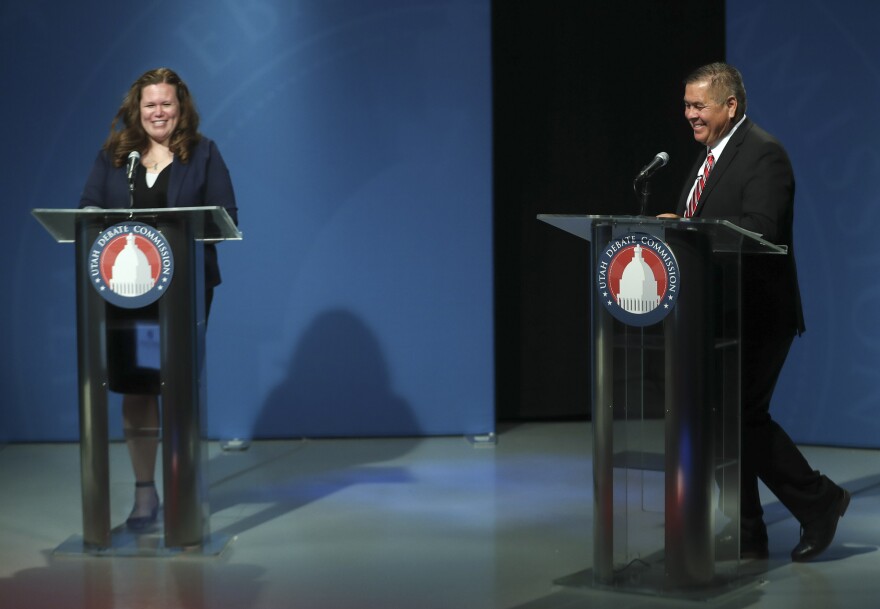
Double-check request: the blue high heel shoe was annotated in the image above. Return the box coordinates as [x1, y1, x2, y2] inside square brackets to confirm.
[126, 481, 160, 531]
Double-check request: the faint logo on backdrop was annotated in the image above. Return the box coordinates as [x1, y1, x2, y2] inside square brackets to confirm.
[596, 233, 679, 327]
[88, 222, 174, 309]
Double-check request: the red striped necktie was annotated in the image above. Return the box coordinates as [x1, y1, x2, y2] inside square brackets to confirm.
[685, 152, 715, 218]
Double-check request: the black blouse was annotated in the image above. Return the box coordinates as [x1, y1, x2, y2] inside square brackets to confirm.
[132, 165, 170, 208]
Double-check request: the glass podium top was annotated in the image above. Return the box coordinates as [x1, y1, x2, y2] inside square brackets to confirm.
[537, 214, 787, 255]
[32, 207, 242, 244]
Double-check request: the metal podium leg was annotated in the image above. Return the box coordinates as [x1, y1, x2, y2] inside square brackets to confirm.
[591, 224, 615, 585]
[663, 229, 715, 586]
[75, 221, 111, 549]
[159, 220, 208, 548]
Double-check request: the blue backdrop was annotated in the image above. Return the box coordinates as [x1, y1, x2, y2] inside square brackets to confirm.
[729, 0, 880, 447]
[0, 0, 494, 441]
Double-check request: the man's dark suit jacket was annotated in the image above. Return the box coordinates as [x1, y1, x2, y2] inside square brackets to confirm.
[79, 137, 238, 289]
[676, 118, 805, 338]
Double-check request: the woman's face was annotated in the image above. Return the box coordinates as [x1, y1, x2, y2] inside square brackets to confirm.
[140, 83, 179, 145]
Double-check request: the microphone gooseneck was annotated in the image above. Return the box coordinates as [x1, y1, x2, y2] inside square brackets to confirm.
[635, 151, 670, 182]
[633, 151, 669, 216]
[126, 151, 141, 191]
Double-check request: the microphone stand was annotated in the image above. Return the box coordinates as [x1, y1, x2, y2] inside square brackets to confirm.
[128, 168, 137, 209]
[126, 151, 140, 209]
[634, 176, 652, 217]
[632, 152, 669, 216]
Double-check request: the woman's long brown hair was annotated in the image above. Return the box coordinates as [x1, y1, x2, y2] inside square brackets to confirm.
[104, 67, 201, 167]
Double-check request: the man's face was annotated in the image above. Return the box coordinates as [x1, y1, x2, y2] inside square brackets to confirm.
[683, 80, 737, 148]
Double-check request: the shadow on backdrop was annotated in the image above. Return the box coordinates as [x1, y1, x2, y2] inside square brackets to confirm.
[206, 309, 420, 538]
[256, 308, 416, 438]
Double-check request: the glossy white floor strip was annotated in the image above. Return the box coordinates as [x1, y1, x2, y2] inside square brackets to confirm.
[0, 422, 877, 609]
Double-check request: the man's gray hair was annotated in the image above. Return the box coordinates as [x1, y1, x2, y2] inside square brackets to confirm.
[686, 62, 747, 120]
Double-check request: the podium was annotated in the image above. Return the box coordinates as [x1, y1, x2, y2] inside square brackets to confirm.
[538, 214, 788, 597]
[33, 206, 241, 551]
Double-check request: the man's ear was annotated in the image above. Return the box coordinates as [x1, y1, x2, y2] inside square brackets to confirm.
[727, 96, 738, 118]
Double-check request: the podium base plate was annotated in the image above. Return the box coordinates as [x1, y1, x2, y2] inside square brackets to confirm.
[53, 528, 232, 558]
[554, 563, 764, 603]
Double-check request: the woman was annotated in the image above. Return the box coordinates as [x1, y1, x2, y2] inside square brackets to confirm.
[79, 67, 238, 531]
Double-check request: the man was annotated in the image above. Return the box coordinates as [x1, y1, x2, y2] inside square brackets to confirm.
[660, 62, 849, 562]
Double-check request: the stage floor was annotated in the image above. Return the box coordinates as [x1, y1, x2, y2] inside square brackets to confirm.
[1, 422, 878, 609]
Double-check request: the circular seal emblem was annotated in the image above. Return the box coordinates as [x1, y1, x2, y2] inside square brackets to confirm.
[596, 232, 679, 327]
[87, 222, 174, 309]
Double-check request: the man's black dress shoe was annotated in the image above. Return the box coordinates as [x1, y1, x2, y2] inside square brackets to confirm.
[791, 488, 851, 563]
[718, 517, 769, 560]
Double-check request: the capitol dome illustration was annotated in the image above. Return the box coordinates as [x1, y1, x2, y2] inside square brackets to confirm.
[109, 234, 155, 296]
[616, 245, 660, 314]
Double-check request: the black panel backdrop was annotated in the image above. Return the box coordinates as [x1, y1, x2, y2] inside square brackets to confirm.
[493, 1, 726, 420]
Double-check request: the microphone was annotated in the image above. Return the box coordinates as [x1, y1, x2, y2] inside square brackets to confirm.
[126, 151, 140, 191]
[635, 151, 669, 181]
